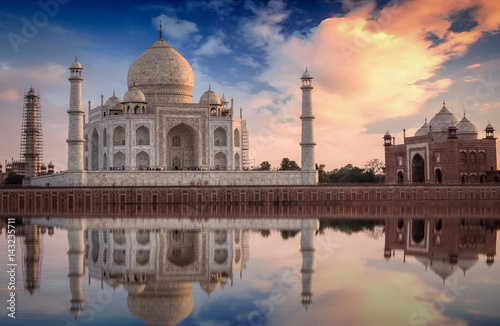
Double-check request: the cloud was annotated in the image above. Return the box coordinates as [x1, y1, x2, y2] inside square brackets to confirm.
[152, 14, 199, 42]
[235, 55, 261, 68]
[193, 31, 231, 57]
[466, 63, 481, 69]
[239, 0, 290, 48]
[237, 0, 500, 169]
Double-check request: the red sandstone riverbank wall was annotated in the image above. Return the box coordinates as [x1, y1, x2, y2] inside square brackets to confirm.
[1, 185, 499, 217]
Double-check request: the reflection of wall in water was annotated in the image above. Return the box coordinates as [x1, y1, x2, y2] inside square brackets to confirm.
[384, 219, 498, 282]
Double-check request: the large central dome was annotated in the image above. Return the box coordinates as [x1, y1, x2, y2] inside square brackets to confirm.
[127, 34, 194, 104]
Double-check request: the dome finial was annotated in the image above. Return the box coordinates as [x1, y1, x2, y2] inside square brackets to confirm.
[425, 117, 427, 123]
[113, 90, 115, 96]
[443, 100, 446, 107]
[159, 20, 163, 38]
[209, 84, 211, 91]
[75, 55, 77, 61]
[463, 111, 466, 117]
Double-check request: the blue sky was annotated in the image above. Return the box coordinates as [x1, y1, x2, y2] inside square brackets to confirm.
[0, 0, 499, 170]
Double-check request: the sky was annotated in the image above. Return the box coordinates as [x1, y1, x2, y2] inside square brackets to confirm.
[0, 0, 499, 171]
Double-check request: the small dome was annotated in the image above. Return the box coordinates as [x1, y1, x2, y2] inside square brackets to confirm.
[199, 88, 221, 106]
[70, 59, 82, 69]
[415, 119, 429, 136]
[123, 86, 147, 103]
[40, 163, 47, 170]
[457, 254, 478, 274]
[384, 131, 391, 138]
[199, 279, 221, 294]
[105, 277, 123, 289]
[27, 88, 36, 97]
[302, 68, 313, 79]
[220, 94, 228, 104]
[105, 94, 123, 112]
[428, 103, 459, 132]
[485, 123, 494, 130]
[48, 161, 54, 168]
[123, 281, 146, 295]
[429, 258, 458, 282]
[456, 115, 478, 134]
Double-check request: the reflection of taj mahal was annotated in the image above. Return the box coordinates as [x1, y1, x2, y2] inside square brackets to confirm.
[24, 218, 319, 325]
[384, 219, 498, 282]
[84, 228, 250, 325]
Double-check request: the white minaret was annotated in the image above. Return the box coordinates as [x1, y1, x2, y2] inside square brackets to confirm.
[67, 58, 84, 172]
[300, 68, 317, 185]
[67, 227, 85, 318]
[300, 223, 316, 310]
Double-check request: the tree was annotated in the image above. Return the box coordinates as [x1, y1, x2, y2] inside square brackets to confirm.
[328, 164, 375, 183]
[260, 161, 271, 171]
[280, 230, 298, 240]
[316, 163, 329, 183]
[260, 230, 271, 237]
[365, 159, 384, 175]
[4, 172, 24, 185]
[279, 158, 300, 170]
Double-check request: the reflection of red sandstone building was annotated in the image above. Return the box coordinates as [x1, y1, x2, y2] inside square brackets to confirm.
[384, 102, 499, 184]
[384, 219, 498, 282]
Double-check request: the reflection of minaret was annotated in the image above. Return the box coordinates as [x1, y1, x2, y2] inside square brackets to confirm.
[68, 228, 85, 318]
[300, 227, 315, 310]
[23, 224, 41, 295]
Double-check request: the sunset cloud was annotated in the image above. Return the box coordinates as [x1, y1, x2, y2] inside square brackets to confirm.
[242, 0, 500, 169]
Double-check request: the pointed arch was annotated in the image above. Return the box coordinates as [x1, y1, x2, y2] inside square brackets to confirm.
[167, 123, 199, 170]
[412, 154, 425, 183]
[397, 171, 404, 184]
[478, 151, 485, 163]
[214, 152, 227, 170]
[84, 134, 88, 151]
[113, 151, 126, 170]
[136, 126, 150, 145]
[469, 151, 476, 163]
[435, 169, 442, 183]
[103, 128, 107, 147]
[103, 153, 107, 170]
[91, 129, 99, 170]
[460, 151, 467, 163]
[136, 151, 150, 170]
[113, 126, 126, 146]
[234, 128, 240, 147]
[214, 127, 227, 146]
[234, 153, 240, 171]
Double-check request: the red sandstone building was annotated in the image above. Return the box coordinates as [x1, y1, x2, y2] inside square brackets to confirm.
[384, 102, 499, 184]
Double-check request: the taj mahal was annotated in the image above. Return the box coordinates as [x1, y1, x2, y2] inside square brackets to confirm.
[29, 26, 318, 187]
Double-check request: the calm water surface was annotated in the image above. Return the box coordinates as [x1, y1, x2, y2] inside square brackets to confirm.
[0, 216, 499, 326]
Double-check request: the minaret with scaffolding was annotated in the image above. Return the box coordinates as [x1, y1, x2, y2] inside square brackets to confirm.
[20, 87, 43, 184]
[23, 224, 42, 295]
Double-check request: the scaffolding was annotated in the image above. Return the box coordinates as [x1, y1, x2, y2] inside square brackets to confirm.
[241, 120, 253, 169]
[20, 87, 43, 179]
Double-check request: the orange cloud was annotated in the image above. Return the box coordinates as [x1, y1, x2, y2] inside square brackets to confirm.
[0, 88, 20, 101]
[246, 0, 500, 169]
